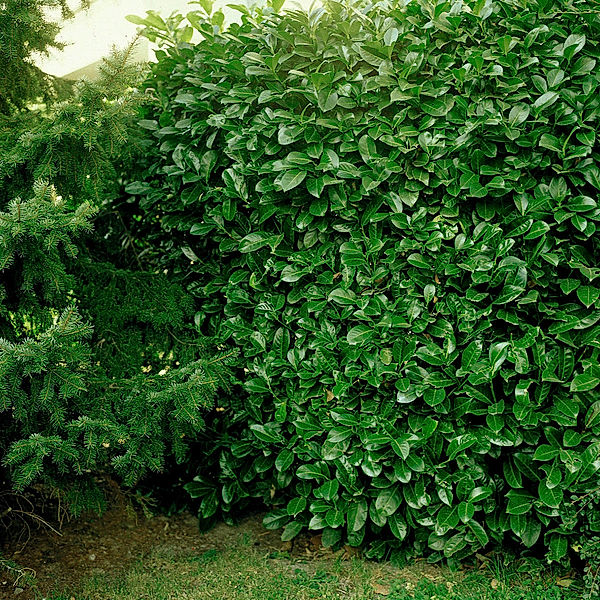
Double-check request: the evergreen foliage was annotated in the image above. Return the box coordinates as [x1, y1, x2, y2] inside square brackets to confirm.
[127, 0, 600, 564]
[0, 0, 83, 114]
[0, 180, 95, 312]
[0, 181, 97, 492]
[0, 179, 237, 502]
[0, 41, 143, 204]
[73, 263, 194, 378]
[0, 14, 234, 514]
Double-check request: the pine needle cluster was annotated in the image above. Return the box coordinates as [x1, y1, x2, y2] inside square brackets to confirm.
[0, 40, 144, 205]
[0, 24, 236, 514]
[0, 0, 85, 115]
[0, 180, 237, 498]
[0, 180, 95, 315]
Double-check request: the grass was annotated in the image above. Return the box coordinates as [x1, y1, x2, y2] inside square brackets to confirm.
[44, 536, 584, 600]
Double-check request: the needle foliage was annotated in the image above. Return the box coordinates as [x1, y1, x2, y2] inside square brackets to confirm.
[0, 10, 235, 515]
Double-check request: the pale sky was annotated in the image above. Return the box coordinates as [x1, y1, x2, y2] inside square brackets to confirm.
[38, 0, 315, 78]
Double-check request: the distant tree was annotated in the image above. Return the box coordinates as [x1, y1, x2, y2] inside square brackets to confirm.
[0, 0, 87, 115]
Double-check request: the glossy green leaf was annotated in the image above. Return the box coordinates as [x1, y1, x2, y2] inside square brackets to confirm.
[278, 170, 307, 192]
[346, 325, 373, 346]
[287, 496, 307, 516]
[281, 520, 303, 541]
[347, 499, 368, 532]
[375, 487, 401, 517]
[571, 372, 600, 393]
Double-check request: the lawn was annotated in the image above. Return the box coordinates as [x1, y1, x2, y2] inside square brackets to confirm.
[33, 518, 581, 600]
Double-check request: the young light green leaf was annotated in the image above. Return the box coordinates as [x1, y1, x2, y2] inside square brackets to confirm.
[278, 170, 307, 192]
[346, 325, 373, 346]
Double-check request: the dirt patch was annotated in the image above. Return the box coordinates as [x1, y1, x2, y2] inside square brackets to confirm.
[1, 504, 294, 599]
[2, 487, 382, 600]
[0, 493, 453, 600]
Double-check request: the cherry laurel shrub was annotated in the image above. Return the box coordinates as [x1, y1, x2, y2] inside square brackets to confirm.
[127, 0, 600, 563]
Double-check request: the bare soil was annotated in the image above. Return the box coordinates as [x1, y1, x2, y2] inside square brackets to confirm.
[0, 490, 445, 600]
[1, 505, 280, 599]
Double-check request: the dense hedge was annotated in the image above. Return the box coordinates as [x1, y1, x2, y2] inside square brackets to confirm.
[128, 0, 600, 563]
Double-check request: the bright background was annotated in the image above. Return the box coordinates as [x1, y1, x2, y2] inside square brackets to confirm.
[37, 0, 314, 79]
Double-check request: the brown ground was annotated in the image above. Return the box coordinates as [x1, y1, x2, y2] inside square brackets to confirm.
[1, 505, 284, 599]
[0, 492, 445, 600]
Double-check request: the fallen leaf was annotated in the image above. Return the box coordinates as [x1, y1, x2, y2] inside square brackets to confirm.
[342, 545, 360, 559]
[373, 583, 390, 596]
